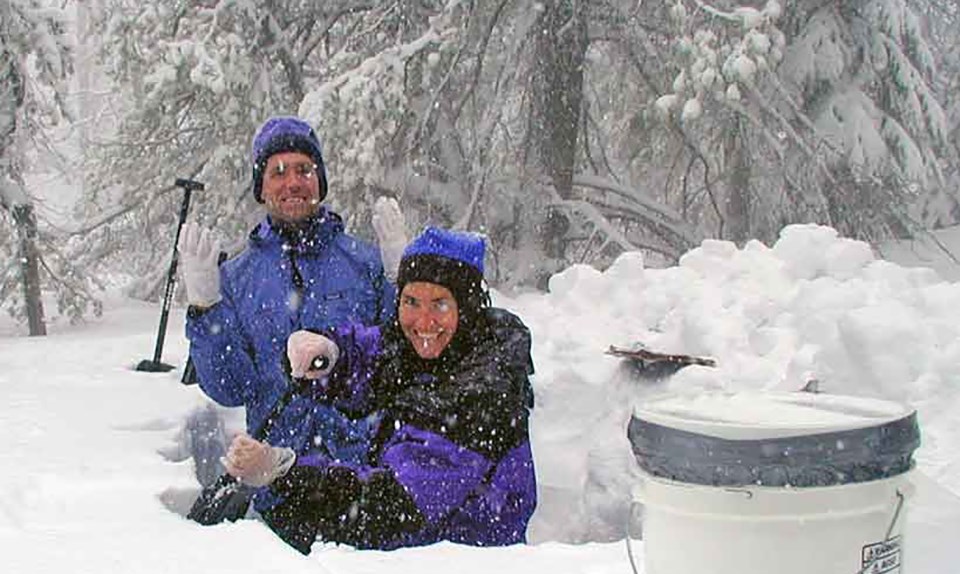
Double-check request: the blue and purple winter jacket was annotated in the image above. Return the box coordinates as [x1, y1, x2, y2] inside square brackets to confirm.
[185, 209, 395, 511]
[265, 307, 537, 552]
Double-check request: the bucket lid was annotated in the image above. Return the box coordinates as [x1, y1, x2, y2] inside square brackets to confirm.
[629, 391, 920, 488]
[632, 391, 914, 440]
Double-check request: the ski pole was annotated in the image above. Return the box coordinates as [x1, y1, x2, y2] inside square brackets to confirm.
[136, 178, 205, 372]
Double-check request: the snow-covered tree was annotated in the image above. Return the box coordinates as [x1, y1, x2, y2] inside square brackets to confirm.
[83, 1, 477, 294]
[782, 0, 952, 233]
[82, 2, 656, 290]
[637, 0, 955, 245]
[294, 1, 567, 286]
[73, 0, 960, 301]
[301, 1, 699, 287]
[81, 0, 299, 298]
[917, 0, 960, 211]
[1, 0, 100, 333]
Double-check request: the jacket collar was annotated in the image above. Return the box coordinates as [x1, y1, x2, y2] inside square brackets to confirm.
[249, 207, 344, 255]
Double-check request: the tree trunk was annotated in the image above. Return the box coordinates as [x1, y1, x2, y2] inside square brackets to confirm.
[528, 0, 588, 283]
[532, 0, 587, 198]
[724, 123, 751, 243]
[2, 40, 44, 335]
[12, 204, 46, 336]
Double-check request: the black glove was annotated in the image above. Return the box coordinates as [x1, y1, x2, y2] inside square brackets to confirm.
[262, 465, 327, 554]
[354, 470, 426, 548]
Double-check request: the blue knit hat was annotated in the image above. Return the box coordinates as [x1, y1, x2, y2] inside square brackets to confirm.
[401, 226, 485, 274]
[397, 226, 488, 312]
[250, 116, 328, 203]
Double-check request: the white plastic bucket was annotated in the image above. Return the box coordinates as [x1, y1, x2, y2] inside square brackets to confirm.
[629, 391, 919, 574]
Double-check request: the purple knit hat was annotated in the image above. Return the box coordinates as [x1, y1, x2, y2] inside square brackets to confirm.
[250, 116, 328, 203]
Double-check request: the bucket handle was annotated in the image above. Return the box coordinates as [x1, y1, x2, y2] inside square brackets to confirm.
[625, 476, 647, 574]
[854, 487, 907, 574]
[625, 499, 642, 574]
[631, 475, 754, 505]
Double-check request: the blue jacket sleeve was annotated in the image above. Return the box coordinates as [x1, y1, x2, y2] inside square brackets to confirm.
[186, 287, 266, 408]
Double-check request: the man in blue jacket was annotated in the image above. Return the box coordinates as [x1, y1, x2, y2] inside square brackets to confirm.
[180, 116, 403, 515]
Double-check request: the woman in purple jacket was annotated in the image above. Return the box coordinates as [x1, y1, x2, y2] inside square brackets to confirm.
[225, 227, 537, 553]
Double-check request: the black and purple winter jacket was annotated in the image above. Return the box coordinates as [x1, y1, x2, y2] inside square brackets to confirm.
[264, 307, 537, 553]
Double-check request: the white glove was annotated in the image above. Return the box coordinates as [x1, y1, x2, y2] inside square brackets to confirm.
[223, 433, 296, 487]
[287, 330, 339, 379]
[179, 222, 222, 308]
[371, 196, 408, 282]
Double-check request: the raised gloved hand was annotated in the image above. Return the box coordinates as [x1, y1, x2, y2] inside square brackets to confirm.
[179, 222, 222, 308]
[287, 330, 339, 379]
[371, 196, 408, 282]
[223, 433, 296, 487]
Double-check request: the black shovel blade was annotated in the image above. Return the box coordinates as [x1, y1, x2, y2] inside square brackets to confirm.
[187, 474, 256, 525]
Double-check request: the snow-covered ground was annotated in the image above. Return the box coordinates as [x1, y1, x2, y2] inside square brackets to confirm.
[2, 223, 959, 573]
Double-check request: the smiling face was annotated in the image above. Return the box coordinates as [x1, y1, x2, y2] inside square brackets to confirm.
[261, 151, 323, 224]
[398, 281, 459, 359]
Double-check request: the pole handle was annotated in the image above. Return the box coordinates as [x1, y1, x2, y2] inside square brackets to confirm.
[175, 178, 206, 192]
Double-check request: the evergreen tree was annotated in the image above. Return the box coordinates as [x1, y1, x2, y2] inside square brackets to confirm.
[1, 0, 98, 332]
[647, 0, 955, 244]
[781, 0, 952, 236]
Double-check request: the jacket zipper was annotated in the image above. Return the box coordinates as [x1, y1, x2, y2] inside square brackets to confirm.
[288, 248, 305, 326]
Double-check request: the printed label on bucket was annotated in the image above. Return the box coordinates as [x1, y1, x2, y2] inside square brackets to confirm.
[861, 536, 901, 574]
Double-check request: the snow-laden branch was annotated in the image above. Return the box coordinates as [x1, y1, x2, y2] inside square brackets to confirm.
[301, 24, 453, 114]
[409, 9, 472, 154]
[302, 4, 371, 65]
[674, 123, 725, 238]
[691, 0, 779, 28]
[572, 174, 699, 248]
[574, 174, 687, 223]
[553, 197, 688, 260]
[55, 153, 209, 237]
[551, 198, 638, 252]
[737, 80, 815, 158]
